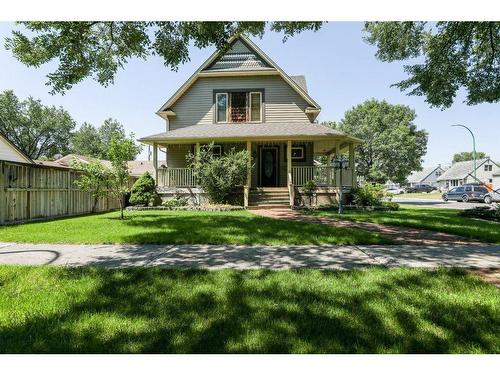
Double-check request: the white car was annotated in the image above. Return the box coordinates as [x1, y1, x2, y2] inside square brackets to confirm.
[385, 187, 405, 195]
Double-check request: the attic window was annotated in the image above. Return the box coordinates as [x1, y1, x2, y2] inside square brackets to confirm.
[484, 164, 492, 171]
[215, 91, 262, 123]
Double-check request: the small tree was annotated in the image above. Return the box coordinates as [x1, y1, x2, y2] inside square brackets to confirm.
[108, 134, 142, 219]
[187, 143, 251, 204]
[129, 172, 158, 206]
[73, 160, 109, 213]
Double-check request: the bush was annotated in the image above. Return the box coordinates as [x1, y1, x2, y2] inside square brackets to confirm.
[161, 194, 189, 208]
[351, 183, 386, 206]
[459, 205, 500, 222]
[187, 143, 251, 204]
[129, 172, 158, 206]
[382, 201, 400, 210]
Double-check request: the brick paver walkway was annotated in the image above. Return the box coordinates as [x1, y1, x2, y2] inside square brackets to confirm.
[252, 208, 483, 246]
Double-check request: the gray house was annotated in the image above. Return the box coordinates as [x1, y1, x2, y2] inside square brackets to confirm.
[437, 158, 500, 190]
[407, 165, 446, 188]
[140, 35, 361, 207]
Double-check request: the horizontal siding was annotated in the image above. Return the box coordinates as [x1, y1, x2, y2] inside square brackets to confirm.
[0, 140, 28, 163]
[169, 76, 311, 130]
[167, 144, 192, 168]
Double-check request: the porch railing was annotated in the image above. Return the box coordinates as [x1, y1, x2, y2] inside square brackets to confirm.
[292, 166, 353, 187]
[158, 168, 197, 188]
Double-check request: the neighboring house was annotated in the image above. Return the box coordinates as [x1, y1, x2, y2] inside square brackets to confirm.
[35, 154, 154, 183]
[0, 132, 33, 164]
[139, 34, 361, 207]
[407, 165, 446, 188]
[437, 158, 500, 190]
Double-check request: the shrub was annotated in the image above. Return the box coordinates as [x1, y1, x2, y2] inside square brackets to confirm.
[187, 143, 251, 204]
[459, 205, 500, 222]
[382, 201, 400, 210]
[129, 172, 158, 206]
[352, 183, 386, 206]
[161, 194, 189, 208]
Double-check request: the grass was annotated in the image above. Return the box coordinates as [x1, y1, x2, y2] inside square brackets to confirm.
[309, 206, 500, 243]
[397, 192, 443, 200]
[0, 266, 498, 353]
[0, 210, 390, 246]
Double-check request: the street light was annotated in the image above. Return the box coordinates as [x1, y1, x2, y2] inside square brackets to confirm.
[451, 124, 477, 181]
[332, 157, 350, 214]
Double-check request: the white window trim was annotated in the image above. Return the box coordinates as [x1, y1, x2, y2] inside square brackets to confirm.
[216, 93, 229, 123]
[291, 146, 305, 160]
[212, 144, 222, 157]
[249, 91, 262, 123]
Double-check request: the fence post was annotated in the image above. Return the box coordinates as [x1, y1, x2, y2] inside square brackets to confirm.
[0, 161, 5, 224]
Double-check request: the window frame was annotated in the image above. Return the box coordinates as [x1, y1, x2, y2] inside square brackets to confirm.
[215, 92, 229, 123]
[291, 146, 306, 161]
[249, 91, 262, 123]
[213, 89, 264, 124]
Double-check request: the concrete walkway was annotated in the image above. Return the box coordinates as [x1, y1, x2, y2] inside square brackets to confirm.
[0, 242, 498, 269]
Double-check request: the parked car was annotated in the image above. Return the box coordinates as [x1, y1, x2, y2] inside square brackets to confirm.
[385, 187, 405, 195]
[442, 185, 490, 203]
[484, 190, 500, 204]
[406, 184, 435, 193]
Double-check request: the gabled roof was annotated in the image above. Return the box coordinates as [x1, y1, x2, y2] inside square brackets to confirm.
[0, 132, 34, 164]
[407, 166, 445, 183]
[437, 158, 497, 181]
[156, 34, 320, 118]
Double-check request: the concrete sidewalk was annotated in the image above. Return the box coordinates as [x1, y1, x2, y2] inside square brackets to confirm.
[0, 242, 498, 269]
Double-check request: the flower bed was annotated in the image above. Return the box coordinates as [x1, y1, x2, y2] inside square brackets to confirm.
[126, 205, 244, 212]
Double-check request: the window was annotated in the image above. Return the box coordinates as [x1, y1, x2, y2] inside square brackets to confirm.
[456, 186, 465, 192]
[214, 91, 263, 123]
[212, 145, 222, 157]
[484, 164, 492, 171]
[465, 186, 472, 192]
[250, 92, 262, 122]
[291, 146, 306, 161]
[216, 93, 228, 123]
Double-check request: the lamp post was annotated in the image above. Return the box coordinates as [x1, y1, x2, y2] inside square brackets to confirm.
[451, 124, 477, 181]
[333, 157, 350, 214]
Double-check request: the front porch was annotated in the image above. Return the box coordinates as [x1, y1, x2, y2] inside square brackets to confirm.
[150, 138, 357, 208]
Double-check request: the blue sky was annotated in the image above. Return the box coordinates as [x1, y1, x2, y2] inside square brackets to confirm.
[0, 22, 498, 166]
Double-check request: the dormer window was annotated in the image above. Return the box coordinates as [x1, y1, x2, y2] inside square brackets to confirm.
[215, 91, 263, 123]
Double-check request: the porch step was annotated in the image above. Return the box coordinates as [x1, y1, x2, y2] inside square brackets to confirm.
[248, 187, 290, 207]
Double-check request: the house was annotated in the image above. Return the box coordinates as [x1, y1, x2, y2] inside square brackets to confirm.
[437, 158, 500, 190]
[407, 165, 446, 188]
[0, 132, 33, 164]
[139, 35, 361, 207]
[35, 154, 154, 183]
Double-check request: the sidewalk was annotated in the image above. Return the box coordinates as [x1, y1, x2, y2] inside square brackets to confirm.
[0, 242, 498, 269]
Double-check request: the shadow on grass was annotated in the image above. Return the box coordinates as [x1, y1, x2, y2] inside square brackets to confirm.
[0, 267, 498, 353]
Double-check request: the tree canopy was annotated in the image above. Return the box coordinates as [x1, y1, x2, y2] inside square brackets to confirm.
[5, 22, 323, 94]
[71, 118, 131, 160]
[453, 151, 488, 163]
[325, 99, 428, 184]
[0, 90, 75, 159]
[364, 22, 500, 108]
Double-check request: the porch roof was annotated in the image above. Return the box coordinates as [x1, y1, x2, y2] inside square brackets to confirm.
[139, 122, 362, 144]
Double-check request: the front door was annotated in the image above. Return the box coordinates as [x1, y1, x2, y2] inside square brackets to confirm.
[260, 147, 278, 186]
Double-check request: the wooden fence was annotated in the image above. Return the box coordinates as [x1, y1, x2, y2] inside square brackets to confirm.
[0, 160, 120, 225]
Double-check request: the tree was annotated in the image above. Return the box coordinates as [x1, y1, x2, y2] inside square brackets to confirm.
[453, 151, 488, 163]
[129, 172, 158, 206]
[71, 118, 128, 159]
[72, 160, 110, 213]
[364, 22, 500, 108]
[0, 90, 75, 159]
[5, 22, 323, 94]
[187, 143, 251, 204]
[326, 99, 428, 184]
[107, 134, 143, 219]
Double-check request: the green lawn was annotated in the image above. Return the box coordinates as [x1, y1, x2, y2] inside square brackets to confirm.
[0, 210, 390, 246]
[309, 206, 500, 243]
[0, 266, 497, 353]
[397, 192, 443, 200]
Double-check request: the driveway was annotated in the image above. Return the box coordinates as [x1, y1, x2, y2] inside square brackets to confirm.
[392, 197, 493, 210]
[0, 242, 498, 269]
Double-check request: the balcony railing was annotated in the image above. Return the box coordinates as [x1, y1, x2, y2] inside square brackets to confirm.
[158, 168, 197, 188]
[292, 166, 353, 187]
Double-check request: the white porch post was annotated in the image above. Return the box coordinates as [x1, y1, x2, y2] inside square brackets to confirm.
[349, 142, 355, 187]
[287, 140, 292, 185]
[153, 143, 158, 186]
[246, 141, 252, 188]
[335, 143, 341, 187]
